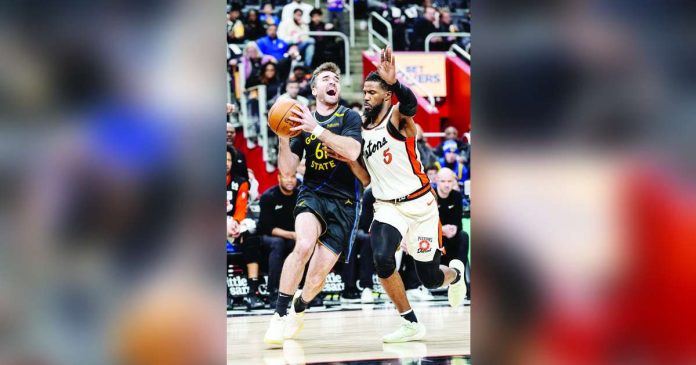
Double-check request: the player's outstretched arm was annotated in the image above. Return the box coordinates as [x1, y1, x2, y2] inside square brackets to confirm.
[288, 104, 361, 161]
[376, 46, 418, 118]
[277, 136, 300, 177]
[376, 46, 419, 137]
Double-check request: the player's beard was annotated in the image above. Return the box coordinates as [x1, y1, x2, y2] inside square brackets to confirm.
[363, 102, 383, 124]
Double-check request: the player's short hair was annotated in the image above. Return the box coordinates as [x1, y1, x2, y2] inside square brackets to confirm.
[310, 62, 341, 88]
[310, 8, 323, 17]
[365, 71, 390, 91]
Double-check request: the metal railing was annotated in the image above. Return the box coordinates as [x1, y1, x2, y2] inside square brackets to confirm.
[448, 43, 471, 63]
[367, 12, 436, 108]
[348, 0, 355, 47]
[303, 31, 352, 85]
[424, 32, 471, 52]
[368, 12, 392, 51]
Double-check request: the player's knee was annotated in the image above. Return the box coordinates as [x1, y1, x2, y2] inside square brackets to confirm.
[293, 239, 314, 261]
[373, 252, 396, 278]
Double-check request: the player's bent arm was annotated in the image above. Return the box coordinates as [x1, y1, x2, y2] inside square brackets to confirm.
[347, 158, 371, 187]
[391, 106, 418, 138]
[278, 136, 300, 176]
[317, 131, 362, 161]
[271, 227, 296, 240]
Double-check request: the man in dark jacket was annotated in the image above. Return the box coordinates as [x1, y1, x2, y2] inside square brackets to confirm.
[258, 173, 299, 306]
[435, 168, 470, 299]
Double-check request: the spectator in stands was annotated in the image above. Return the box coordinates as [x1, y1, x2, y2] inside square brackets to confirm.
[435, 168, 470, 299]
[257, 24, 289, 62]
[258, 173, 299, 307]
[231, 41, 276, 82]
[425, 164, 439, 189]
[227, 146, 264, 309]
[247, 62, 283, 102]
[340, 188, 376, 303]
[435, 140, 469, 190]
[227, 4, 246, 44]
[245, 9, 266, 41]
[277, 79, 310, 106]
[260, 2, 280, 26]
[327, 0, 345, 32]
[275, 44, 303, 83]
[349, 102, 362, 113]
[433, 126, 468, 156]
[309, 8, 333, 67]
[278, 9, 315, 67]
[437, 8, 460, 51]
[291, 65, 312, 98]
[281, 0, 313, 25]
[411, 6, 442, 51]
[415, 123, 438, 167]
[226, 122, 249, 180]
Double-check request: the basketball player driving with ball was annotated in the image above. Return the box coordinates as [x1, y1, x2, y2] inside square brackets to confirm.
[331, 47, 466, 343]
[264, 62, 364, 346]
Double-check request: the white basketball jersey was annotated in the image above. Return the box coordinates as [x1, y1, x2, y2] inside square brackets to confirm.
[362, 106, 430, 200]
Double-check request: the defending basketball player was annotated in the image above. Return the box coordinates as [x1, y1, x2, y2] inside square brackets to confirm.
[263, 62, 364, 346]
[330, 47, 466, 343]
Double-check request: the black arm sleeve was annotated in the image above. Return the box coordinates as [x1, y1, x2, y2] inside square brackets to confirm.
[453, 191, 463, 233]
[258, 191, 275, 236]
[389, 80, 418, 117]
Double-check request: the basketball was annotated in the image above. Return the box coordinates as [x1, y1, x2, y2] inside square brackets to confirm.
[267, 98, 302, 138]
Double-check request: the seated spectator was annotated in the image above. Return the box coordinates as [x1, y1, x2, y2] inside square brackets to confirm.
[275, 44, 304, 82]
[327, 0, 345, 32]
[425, 164, 439, 189]
[277, 79, 310, 106]
[434, 140, 469, 189]
[433, 126, 468, 156]
[227, 146, 264, 309]
[281, 0, 313, 25]
[415, 123, 438, 167]
[258, 173, 299, 307]
[260, 2, 280, 26]
[309, 9, 331, 65]
[257, 24, 289, 62]
[435, 8, 459, 51]
[278, 9, 315, 67]
[410, 6, 440, 51]
[226, 122, 249, 180]
[245, 9, 266, 41]
[247, 62, 283, 102]
[290, 66, 312, 98]
[339, 188, 376, 303]
[435, 168, 470, 299]
[230, 41, 276, 83]
[227, 4, 246, 44]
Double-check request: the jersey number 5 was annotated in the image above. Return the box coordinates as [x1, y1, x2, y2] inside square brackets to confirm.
[383, 148, 393, 164]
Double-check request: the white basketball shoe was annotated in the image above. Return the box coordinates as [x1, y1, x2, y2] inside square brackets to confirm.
[448, 259, 466, 307]
[263, 313, 286, 347]
[382, 318, 426, 343]
[283, 290, 305, 339]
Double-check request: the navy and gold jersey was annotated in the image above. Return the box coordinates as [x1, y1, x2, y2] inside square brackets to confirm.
[290, 105, 363, 201]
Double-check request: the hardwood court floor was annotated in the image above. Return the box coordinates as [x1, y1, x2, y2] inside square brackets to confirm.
[228, 301, 470, 364]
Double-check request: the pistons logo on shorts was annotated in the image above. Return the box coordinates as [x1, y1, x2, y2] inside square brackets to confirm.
[417, 237, 433, 254]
